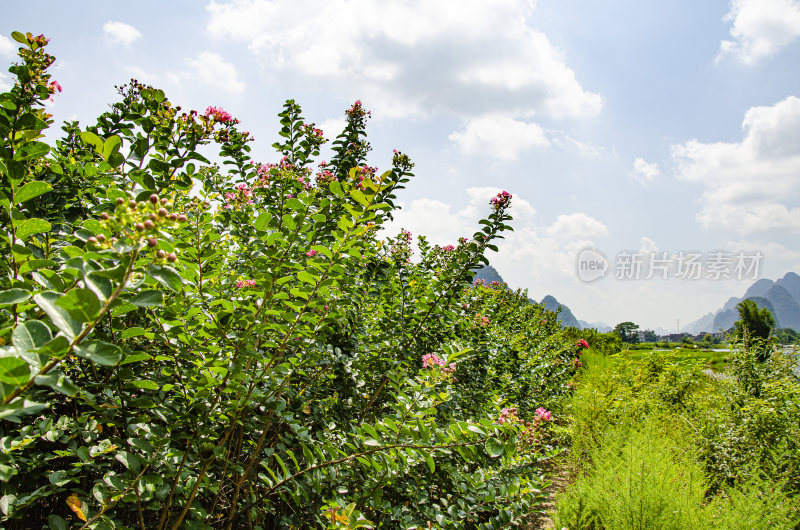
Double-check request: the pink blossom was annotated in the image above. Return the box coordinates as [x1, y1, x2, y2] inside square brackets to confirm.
[535, 407, 552, 421]
[422, 353, 455, 374]
[236, 279, 256, 288]
[490, 190, 512, 210]
[306, 249, 317, 257]
[577, 339, 589, 349]
[204, 106, 238, 125]
[442, 245, 455, 252]
[47, 80, 62, 94]
[497, 407, 518, 424]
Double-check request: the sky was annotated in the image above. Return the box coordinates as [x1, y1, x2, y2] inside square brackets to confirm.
[3, 0, 800, 332]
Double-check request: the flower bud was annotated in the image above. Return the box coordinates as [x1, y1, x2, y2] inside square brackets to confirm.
[149, 194, 159, 204]
[87, 236, 97, 244]
[116, 197, 125, 205]
[135, 222, 145, 231]
[128, 200, 137, 209]
[177, 214, 187, 223]
[160, 198, 169, 206]
[96, 234, 106, 243]
[157, 249, 166, 259]
[145, 220, 155, 230]
[166, 253, 177, 263]
[147, 237, 157, 247]
[149, 213, 157, 221]
[168, 213, 177, 221]
[100, 212, 110, 220]
[158, 208, 167, 217]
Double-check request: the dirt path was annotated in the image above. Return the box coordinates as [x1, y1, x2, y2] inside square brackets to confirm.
[523, 463, 574, 529]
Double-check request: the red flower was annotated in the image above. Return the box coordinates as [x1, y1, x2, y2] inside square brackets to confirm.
[577, 339, 589, 349]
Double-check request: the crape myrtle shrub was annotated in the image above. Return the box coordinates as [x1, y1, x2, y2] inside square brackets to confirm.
[0, 34, 580, 529]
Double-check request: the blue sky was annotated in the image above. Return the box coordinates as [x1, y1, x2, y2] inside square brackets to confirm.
[3, 0, 800, 331]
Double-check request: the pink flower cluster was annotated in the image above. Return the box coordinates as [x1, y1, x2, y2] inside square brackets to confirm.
[224, 183, 254, 208]
[29, 33, 49, 46]
[306, 249, 317, 257]
[535, 407, 552, 421]
[345, 99, 371, 119]
[47, 80, 62, 94]
[236, 279, 256, 288]
[204, 106, 238, 125]
[422, 353, 455, 374]
[490, 190, 512, 210]
[442, 245, 455, 252]
[476, 314, 490, 327]
[497, 407, 519, 425]
[577, 339, 589, 350]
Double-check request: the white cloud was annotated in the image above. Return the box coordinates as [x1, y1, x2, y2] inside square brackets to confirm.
[672, 95, 800, 234]
[185, 51, 245, 94]
[0, 74, 11, 93]
[545, 212, 609, 241]
[449, 115, 549, 160]
[317, 118, 347, 140]
[385, 187, 609, 301]
[206, 0, 601, 120]
[103, 21, 143, 47]
[631, 157, 660, 184]
[639, 236, 659, 253]
[718, 0, 800, 64]
[0, 35, 15, 58]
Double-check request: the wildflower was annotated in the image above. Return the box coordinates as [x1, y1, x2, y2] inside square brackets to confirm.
[47, 80, 62, 94]
[490, 190, 512, 210]
[236, 279, 256, 288]
[442, 245, 455, 252]
[306, 249, 317, 257]
[204, 106, 238, 125]
[497, 407, 518, 424]
[535, 407, 552, 421]
[422, 353, 455, 373]
[577, 339, 589, 349]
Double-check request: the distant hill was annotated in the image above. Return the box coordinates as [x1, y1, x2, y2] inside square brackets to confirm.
[578, 320, 613, 332]
[472, 264, 505, 285]
[472, 266, 605, 330]
[684, 272, 800, 333]
[541, 295, 581, 328]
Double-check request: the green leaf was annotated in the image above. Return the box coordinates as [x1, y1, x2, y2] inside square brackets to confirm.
[85, 272, 113, 302]
[80, 131, 103, 151]
[0, 358, 29, 386]
[423, 451, 435, 473]
[129, 290, 164, 307]
[329, 181, 344, 197]
[102, 135, 122, 161]
[254, 212, 271, 231]
[48, 514, 68, 530]
[130, 380, 158, 390]
[15, 181, 52, 204]
[115, 451, 141, 472]
[11, 31, 27, 44]
[485, 438, 504, 458]
[296, 271, 317, 286]
[12, 320, 52, 352]
[19, 259, 57, 274]
[0, 453, 17, 482]
[14, 141, 49, 161]
[74, 341, 123, 366]
[35, 371, 78, 396]
[147, 265, 183, 292]
[55, 288, 101, 322]
[15, 218, 51, 240]
[0, 289, 31, 306]
[34, 292, 83, 339]
[37, 336, 70, 358]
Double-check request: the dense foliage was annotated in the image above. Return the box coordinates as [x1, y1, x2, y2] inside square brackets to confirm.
[0, 33, 581, 528]
[555, 344, 800, 528]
